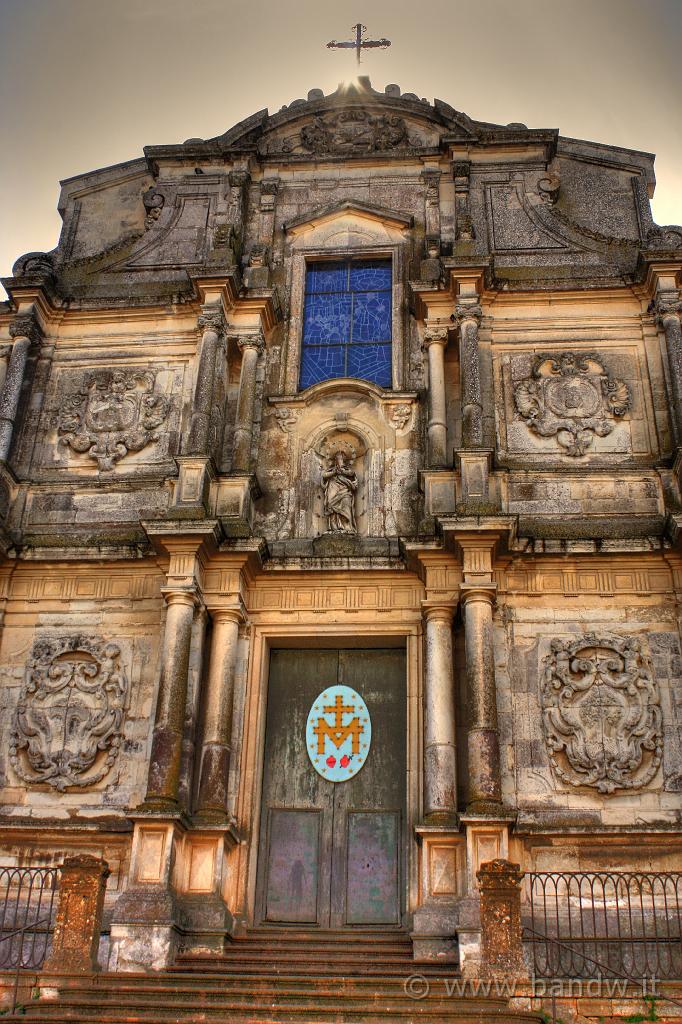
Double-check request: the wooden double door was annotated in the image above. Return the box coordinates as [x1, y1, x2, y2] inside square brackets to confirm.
[256, 648, 406, 928]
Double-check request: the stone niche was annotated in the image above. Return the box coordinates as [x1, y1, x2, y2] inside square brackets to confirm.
[261, 381, 420, 541]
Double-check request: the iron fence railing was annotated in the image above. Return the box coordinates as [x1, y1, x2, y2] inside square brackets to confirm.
[0, 865, 59, 972]
[524, 871, 682, 980]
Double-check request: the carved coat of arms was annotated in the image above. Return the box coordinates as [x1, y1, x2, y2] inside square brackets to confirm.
[10, 635, 129, 791]
[58, 369, 170, 470]
[541, 634, 662, 793]
[277, 110, 409, 156]
[306, 685, 371, 782]
[513, 353, 629, 456]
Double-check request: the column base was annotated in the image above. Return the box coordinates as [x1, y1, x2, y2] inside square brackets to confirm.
[109, 889, 179, 971]
[413, 825, 465, 964]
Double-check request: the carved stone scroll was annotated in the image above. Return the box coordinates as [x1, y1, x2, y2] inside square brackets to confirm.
[10, 635, 129, 791]
[58, 368, 170, 470]
[513, 352, 629, 456]
[271, 110, 411, 156]
[541, 634, 662, 794]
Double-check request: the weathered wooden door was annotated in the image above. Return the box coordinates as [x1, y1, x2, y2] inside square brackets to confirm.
[256, 649, 406, 928]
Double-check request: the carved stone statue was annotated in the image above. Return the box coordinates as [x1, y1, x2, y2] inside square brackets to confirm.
[322, 450, 358, 534]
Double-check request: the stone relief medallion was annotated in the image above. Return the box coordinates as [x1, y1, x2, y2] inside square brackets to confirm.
[306, 685, 372, 782]
[513, 353, 629, 456]
[541, 634, 662, 794]
[58, 369, 171, 470]
[10, 636, 129, 791]
[271, 110, 411, 156]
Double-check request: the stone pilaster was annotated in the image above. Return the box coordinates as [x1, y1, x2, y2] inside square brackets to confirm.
[452, 303, 483, 449]
[232, 331, 265, 473]
[655, 295, 682, 445]
[477, 859, 527, 981]
[422, 324, 449, 468]
[422, 601, 458, 822]
[195, 607, 243, 820]
[43, 856, 110, 974]
[0, 313, 41, 462]
[186, 305, 225, 456]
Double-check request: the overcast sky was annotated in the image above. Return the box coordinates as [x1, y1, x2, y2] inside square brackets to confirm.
[1, 0, 680, 299]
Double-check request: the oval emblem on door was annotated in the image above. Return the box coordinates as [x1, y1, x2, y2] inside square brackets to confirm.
[306, 685, 372, 782]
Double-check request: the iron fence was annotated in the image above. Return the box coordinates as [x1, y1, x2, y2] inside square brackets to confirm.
[0, 865, 59, 971]
[524, 871, 682, 980]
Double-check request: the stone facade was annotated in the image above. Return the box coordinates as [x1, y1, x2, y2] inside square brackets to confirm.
[0, 77, 681, 974]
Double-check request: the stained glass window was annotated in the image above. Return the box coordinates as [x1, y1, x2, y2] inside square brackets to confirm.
[300, 259, 392, 389]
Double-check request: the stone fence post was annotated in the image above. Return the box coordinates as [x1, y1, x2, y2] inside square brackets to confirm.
[477, 858, 527, 980]
[44, 856, 110, 973]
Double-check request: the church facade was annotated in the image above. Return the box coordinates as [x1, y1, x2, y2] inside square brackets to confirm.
[1, 78, 681, 975]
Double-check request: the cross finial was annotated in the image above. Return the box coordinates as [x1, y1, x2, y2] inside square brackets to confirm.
[327, 23, 391, 68]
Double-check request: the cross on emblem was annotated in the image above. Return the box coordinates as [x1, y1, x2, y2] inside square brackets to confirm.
[313, 693, 364, 755]
[306, 685, 372, 782]
[326, 23, 391, 67]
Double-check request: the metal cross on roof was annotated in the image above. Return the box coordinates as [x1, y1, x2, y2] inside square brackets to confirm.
[326, 23, 391, 67]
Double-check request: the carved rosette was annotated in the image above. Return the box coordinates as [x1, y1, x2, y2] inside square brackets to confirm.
[10, 635, 129, 791]
[513, 352, 630, 456]
[58, 368, 170, 471]
[541, 634, 662, 794]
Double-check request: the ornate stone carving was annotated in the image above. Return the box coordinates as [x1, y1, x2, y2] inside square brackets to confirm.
[235, 332, 265, 355]
[197, 307, 225, 334]
[9, 314, 42, 344]
[259, 179, 279, 212]
[58, 369, 171, 471]
[655, 296, 682, 327]
[452, 303, 483, 327]
[422, 325, 449, 347]
[317, 438, 360, 535]
[538, 172, 561, 204]
[274, 407, 298, 433]
[10, 635, 129, 791]
[513, 352, 630, 456]
[278, 110, 410, 156]
[389, 404, 412, 431]
[541, 634, 662, 794]
[142, 186, 165, 229]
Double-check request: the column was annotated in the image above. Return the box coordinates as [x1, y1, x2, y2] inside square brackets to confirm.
[477, 859, 527, 980]
[656, 296, 682, 443]
[232, 331, 264, 473]
[453, 303, 483, 449]
[195, 608, 242, 819]
[423, 325, 449, 468]
[0, 314, 40, 462]
[461, 585, 502, 811]
[186, 305, 224, 455]
[423, 602, 458, 821]
[144, 590, 197, 808]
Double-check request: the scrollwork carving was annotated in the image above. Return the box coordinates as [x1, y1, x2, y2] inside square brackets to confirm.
[274, 109, 410, 156]
[541, 634, 662, 793]
[10, 635, 129, 791]
[513, 352, 629, 456]
[58, 369, 170, 471]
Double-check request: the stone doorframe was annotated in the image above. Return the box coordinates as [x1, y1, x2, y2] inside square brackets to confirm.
[231, 619, 423, 931]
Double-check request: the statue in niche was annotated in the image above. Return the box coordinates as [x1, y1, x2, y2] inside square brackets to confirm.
[322, 449, 358, 534]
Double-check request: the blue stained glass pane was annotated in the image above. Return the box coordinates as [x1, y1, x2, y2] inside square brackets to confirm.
[349, 260, 392, 292]
[347, 345, 392, 387]
[351, 292, 392, 342]
[303, 294, 352, 344]
[300, 346, 346, 388]
[306, 261, 348, 293]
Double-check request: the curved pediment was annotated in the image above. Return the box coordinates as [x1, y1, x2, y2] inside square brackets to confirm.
[210, 79, 479, 160]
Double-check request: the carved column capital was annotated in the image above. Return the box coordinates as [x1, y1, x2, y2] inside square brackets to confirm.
[422, 599, 457, 623]
[9, 314, 42, 344]
[161, 588, 199, 611]
[197, 306, 225, 334]
[655, 296, 682, 328]
[422, 325, 449, 348]
[235, 331, 265, 356]
[452, 303, 482, 328]
[460, 583, 497, 608]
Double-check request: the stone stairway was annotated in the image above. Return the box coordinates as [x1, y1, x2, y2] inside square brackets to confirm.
[5, 928, 544, 1023]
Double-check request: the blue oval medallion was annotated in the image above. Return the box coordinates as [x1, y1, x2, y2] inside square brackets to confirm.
[306, 685, 372, 782]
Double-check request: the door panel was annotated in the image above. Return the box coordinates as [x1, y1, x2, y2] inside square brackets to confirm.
[257, 648, 406, 928]
[264, 809, 321, 923]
